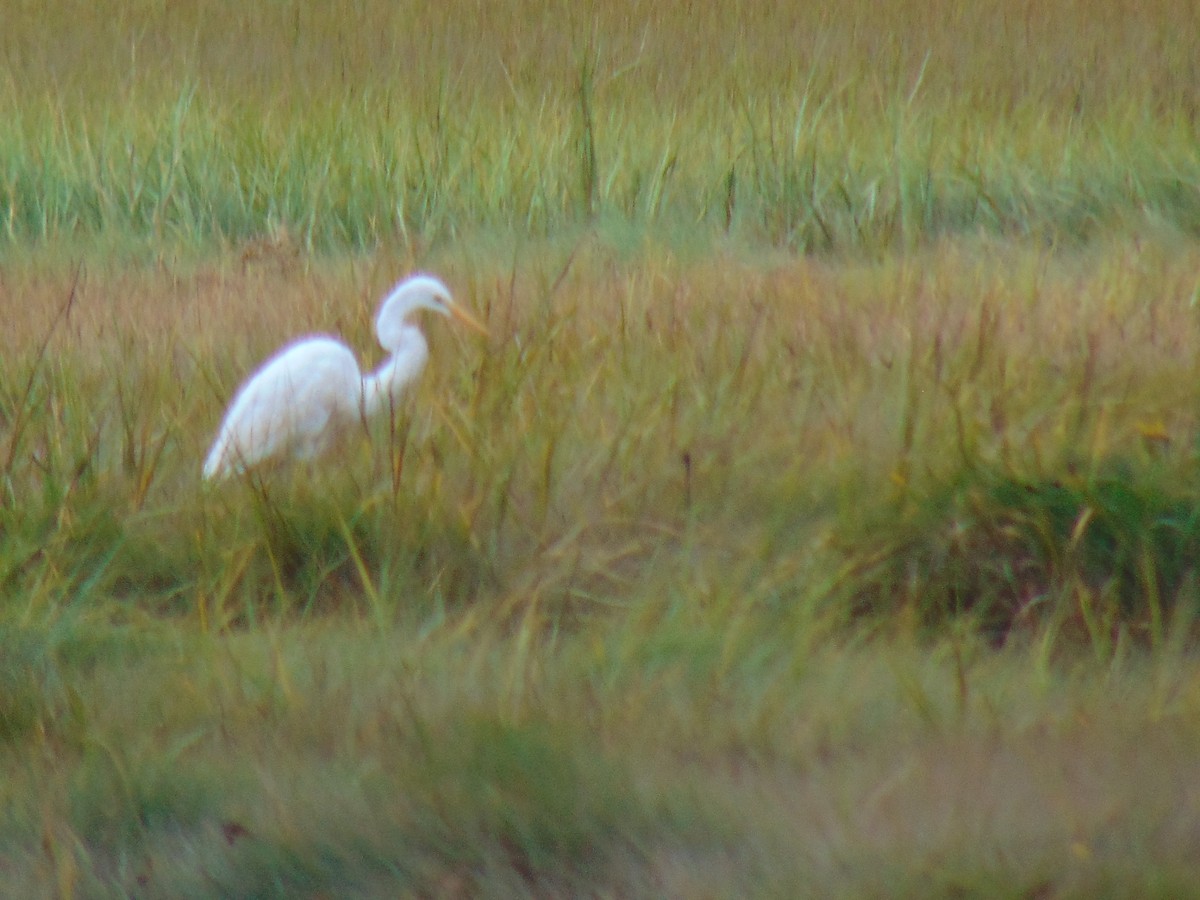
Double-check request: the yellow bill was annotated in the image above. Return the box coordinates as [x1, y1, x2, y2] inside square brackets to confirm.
[448, 301, 489, 336]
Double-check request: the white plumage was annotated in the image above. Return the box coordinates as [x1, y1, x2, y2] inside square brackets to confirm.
[202, 274, 485, 480]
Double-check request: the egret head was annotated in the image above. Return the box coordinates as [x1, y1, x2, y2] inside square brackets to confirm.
[375, 274, 487, 351]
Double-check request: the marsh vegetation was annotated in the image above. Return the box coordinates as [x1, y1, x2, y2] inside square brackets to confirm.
[3, 1, 1200, 895]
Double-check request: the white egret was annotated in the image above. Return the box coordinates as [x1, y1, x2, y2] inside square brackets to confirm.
[202, 274, 486, 480]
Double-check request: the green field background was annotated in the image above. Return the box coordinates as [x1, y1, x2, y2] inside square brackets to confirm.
[3, 0, 1199, 254]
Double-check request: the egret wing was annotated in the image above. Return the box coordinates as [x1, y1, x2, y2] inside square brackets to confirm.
[203, 337, 360, 478]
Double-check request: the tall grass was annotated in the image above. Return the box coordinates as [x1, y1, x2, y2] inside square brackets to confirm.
[5, 238, 1200, 637]
[6, 206, 1200, 898]
[4, 0, 1200, 894]
[2, 0, 1199, 255]
[6, 86, 1199, 255]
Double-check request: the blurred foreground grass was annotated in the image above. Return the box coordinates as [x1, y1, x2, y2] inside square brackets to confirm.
[5, 617, 1200, 896]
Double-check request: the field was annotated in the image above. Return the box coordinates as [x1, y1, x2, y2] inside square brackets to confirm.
[4, 1, 1200, 896]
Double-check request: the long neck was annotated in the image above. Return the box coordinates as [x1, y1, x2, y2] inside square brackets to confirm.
[361, 326, 429, 418]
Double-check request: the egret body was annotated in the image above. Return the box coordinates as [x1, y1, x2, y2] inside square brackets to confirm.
[202, 274, 485, 480]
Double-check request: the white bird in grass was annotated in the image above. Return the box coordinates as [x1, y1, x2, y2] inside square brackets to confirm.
[202, 274, 486, 480]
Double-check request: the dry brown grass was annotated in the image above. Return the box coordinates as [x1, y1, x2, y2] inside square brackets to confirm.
[11, 229, 1200, 484]
[5, 0, 1196, 116]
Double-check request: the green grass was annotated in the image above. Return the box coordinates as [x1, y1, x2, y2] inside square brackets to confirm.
[4, 0, 1200, 895]
[2, 0, 1199, 256]
[6, 614, 1200, 896]
[4, 81, 1199, 255]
